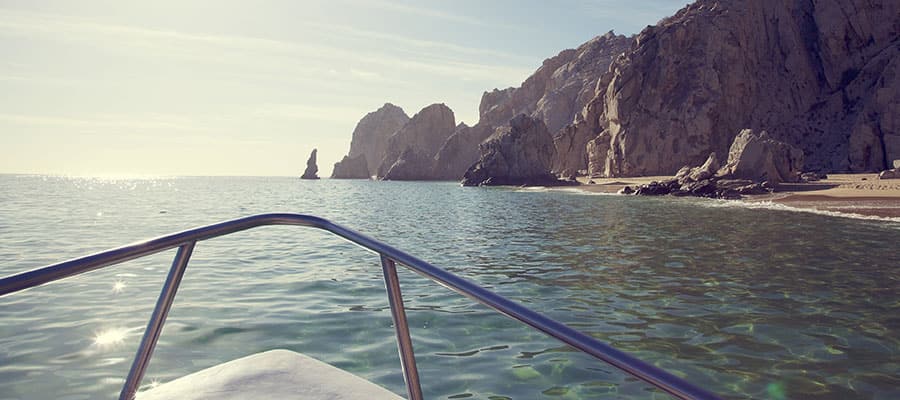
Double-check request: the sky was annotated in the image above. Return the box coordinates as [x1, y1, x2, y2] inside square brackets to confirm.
[0, 0, 688, 177]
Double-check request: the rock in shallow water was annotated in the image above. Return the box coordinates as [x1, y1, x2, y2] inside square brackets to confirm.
[462, 115, 574, 187]
[300, 149, 319, 180]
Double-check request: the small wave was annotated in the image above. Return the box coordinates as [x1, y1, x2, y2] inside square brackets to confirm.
[556, 188, 622, 196]
[700, 199, 900, 224]
[513, 186, 552, 192]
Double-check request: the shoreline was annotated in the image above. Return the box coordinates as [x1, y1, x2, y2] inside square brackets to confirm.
[573, 174, 900, 220]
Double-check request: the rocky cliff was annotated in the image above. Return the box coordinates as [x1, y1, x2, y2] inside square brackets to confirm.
[581, 0, 900, 177]
[378, 103, 456, 180]
[433, 31, 633, 180]
[332, 103, 409, 179]
[333, 0, 898, 184]
[330, 154, 369, 179]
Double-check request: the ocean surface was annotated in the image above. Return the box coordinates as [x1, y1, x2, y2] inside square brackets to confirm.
[0, 175, 898, 400]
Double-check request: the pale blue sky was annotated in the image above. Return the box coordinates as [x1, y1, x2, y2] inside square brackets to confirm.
[0, 0, 687, 177]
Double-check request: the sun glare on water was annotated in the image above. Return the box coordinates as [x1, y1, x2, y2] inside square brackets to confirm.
[93, 328, 128, 347]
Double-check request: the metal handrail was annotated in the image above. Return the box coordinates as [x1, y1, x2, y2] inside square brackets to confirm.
[0, 213, 721, 400]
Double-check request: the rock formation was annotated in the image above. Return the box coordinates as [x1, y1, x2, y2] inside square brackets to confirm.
[379, 103, 456, 180]
[380, 148, 435, 181]
[716, 129, 804, 184]
[334, 1, 898, 183]
[330, 154, 369, 179]
[462, 115, 571, 186]
[583, 0, 900, 177]
[429, 123, 490, 180]
[432, 31, 633, 180]
[300, 149, 319, 180]
[332, 103, 409, 179]
[626, 131, 806, 198]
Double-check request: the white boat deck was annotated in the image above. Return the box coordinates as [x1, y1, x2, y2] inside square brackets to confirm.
[138, 349, 405, 400]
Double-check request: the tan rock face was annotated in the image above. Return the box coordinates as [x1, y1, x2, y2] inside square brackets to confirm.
[381, 148, 435, 181]
[717, 129, 804, 184]
[430, 124, 492, 180]
[333, 103, 409, 179]
[378, 103, 456, 180]
[584, 0, 900, 177]
[431, 31, 632, 180]
[462, 115, 560, 186]
[330, 154, 369, 179]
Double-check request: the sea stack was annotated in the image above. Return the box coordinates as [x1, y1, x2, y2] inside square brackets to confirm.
[332, 103, 409, 179]
[301, 149, 319, 180]
[378, 103, 456, 180]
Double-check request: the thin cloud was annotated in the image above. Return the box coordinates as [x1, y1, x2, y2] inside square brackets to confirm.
[0, 9, 531, 86]
[0, 112, 205, 133]
[340, 0, 511, 29]
[575, 0, 686, 29]
[307, 22, 529, 61]
[250, 103, 373, 123]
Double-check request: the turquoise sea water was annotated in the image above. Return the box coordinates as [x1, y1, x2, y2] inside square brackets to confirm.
[0, 175, 898, 399]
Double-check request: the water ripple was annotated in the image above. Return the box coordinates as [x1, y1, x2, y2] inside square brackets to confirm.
[0, 177, 898, 399]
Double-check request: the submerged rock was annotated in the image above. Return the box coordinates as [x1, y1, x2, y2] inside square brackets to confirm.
[462, 115, 573, 187]
[301, 149, 320, 180]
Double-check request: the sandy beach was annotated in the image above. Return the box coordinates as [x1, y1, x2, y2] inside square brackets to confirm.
[576, 174, 900, 219]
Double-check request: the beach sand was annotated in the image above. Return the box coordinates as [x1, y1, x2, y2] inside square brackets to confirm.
[575, 174, 900, 219]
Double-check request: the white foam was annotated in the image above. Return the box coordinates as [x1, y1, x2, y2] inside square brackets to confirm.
[700, 199, 900, 224]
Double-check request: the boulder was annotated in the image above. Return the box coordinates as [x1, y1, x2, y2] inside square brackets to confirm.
[331, 154, 369, 179]
[462, 115, 568, 186]
[715, 179, 755, 190]
[736, 183, 771, 195]
[686, 153, 720, 182]
[716, 129, 804, 184]
[679, 179, 717, 197]
[631, 149, 776, 199]
[879, 168, 900, 179]
[300, 149, 319, 180]
[800, 172, 828, 182]
[634, 180, 679, 196]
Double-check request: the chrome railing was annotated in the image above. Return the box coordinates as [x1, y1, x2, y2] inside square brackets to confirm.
[0, 213, 721, 400]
